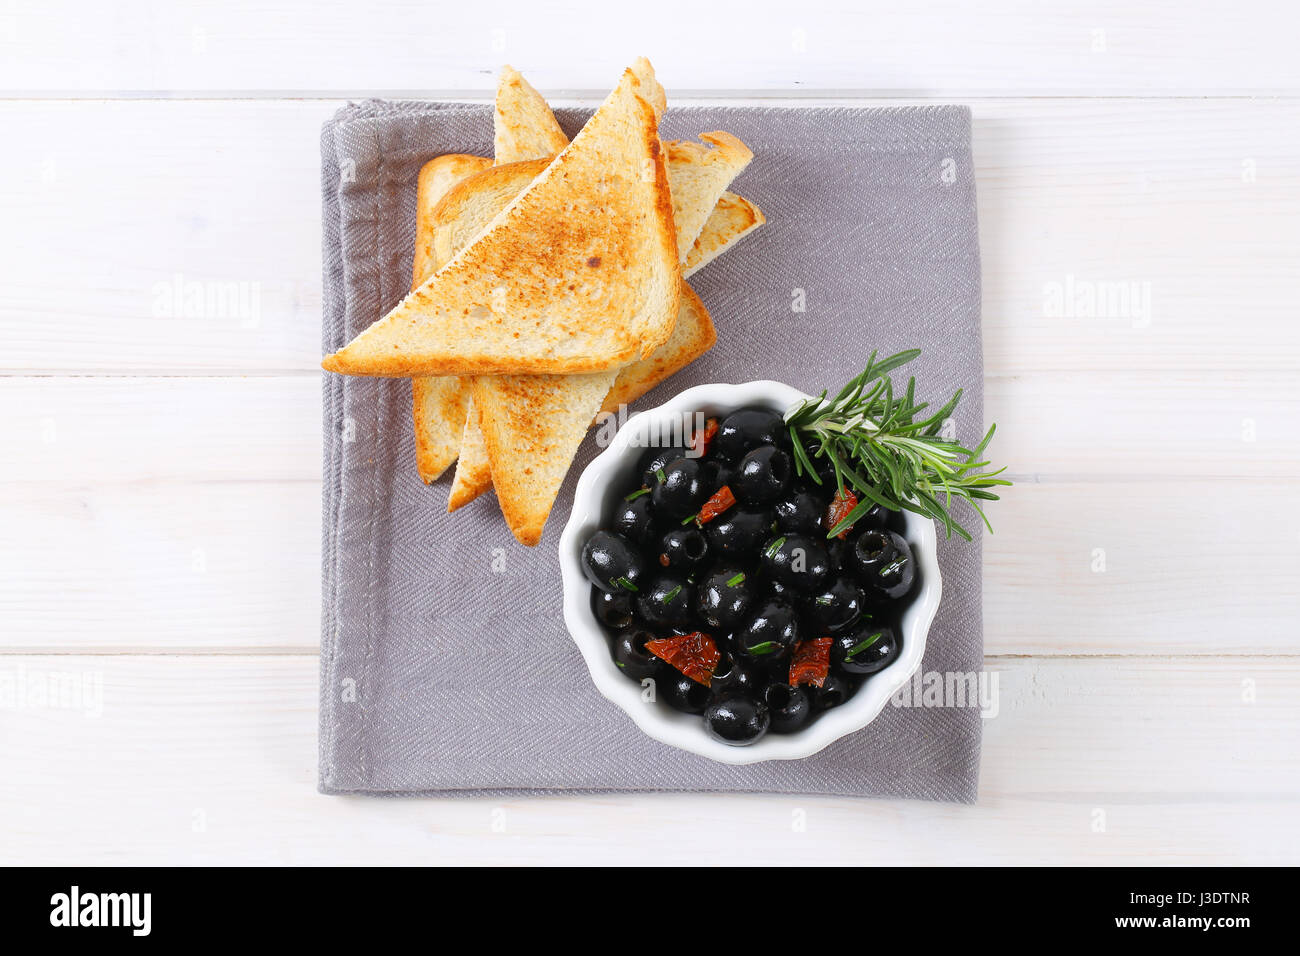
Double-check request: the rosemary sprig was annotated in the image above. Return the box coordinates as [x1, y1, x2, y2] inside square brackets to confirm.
[784, 350, 1011, 541]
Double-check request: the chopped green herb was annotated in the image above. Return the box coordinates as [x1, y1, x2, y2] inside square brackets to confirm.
[681, 513, 699, 526]
[655, 468, 667, 484]
[624, 487, 651, 502]
[661, 584, 682, 604]
[745, 641, 779, 656]
[844, 631, 883, 661]
[881, 556, 909, 577]
[726, 571, 746, 587]
[614, 576, 639, 593]
[765, 536, 787, 559]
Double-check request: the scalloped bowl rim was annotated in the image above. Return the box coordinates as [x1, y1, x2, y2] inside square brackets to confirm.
[558, 380, 942, 765]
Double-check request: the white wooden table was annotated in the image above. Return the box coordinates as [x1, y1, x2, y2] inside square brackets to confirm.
[2, 0, 1298, 865]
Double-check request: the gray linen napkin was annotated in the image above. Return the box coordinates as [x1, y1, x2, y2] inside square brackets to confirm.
[320, 101, 984, 801]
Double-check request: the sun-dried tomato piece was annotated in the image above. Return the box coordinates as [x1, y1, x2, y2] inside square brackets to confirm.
[646, 632, 720, 686]
[688, 416, 720, 456]
[824, 488, 859, 539]
[789, 637, 832, 688]
[697, 485, 736, 524]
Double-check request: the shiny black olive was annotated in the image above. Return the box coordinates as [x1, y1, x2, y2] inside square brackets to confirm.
[853, 500, 891, 531]
[711, 461, 737, 491]
[831, 624, 900, 676]
[712, 408, 786, 462]
[825, 536, 850, 572]
[658, 671, 711, 714]
[803, 576, 868, 633]
[695, 566, 755, 630]
[611, 491, 657, 547]
[760, 533, 832, 593]
[611, 628, 663, 681]
[735, 445, 793, 505]
[731, 598, 800, 666]
[636, 574, 695, 629]
[651, 458, 710, 521]
[704, 506, 773, 560]
[704, 695, 770, 745]
[773, 490, 824, 536]
[709, 652, 763, 700]
[657, 527, 710, 573]
[766, 578, 793, 602]
[696, 459, 726, 497]
[813, 672, 858, 711]
[581, 530, 647, 595]
[764, 683, 813, 734]
[847, 528, 915, 601]
[637, 444, 689, 487]
[592, 587, 635, 630]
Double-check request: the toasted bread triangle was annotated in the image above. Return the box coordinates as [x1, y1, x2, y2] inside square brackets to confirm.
[664, 132, 753, 262]
[409, 154, 493, 483]
[494, 64, 568, 163]
[323, 58, 679, 378]
[471, 371, 616, 546]
[683, 191, 767, 278]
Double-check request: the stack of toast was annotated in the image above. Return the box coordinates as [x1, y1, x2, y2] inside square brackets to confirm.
[323, 58, 765, 545]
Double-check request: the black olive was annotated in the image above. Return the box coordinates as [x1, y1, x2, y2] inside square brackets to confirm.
[847, 528, 915, 601]
[831, 624, 900, 676]
[766, 578, 793, 602]
[704, 506, 773, 560]
[696, 459, 727, 497]
[712, 408, 786, 462]
[709, 652, 763, 700]
[657, 527, 710, 573]
[637, 444, 688, 487]
[704, 695, 770, 745]
[581, 530, 647, 595]
[853, 500, 891, 531]
[592, 587, 635, 630]
[611, 628, 663, 681]
[695, 566, 755, 630]
[611, 491, 657, 547]
[773, 490, 824, 536]
[764, 683, 813, 734]
[813, 672, 859, 711]
[731, 598, 800, 666]
[735, 445, 793, 505]
[635, 574, 695, 629]
[803, 576, 868, 633]
[711, 461, 737, 492]
[825, 536, 850, 572]
[651, 458, 710, 521]
[760, 533, 832, 593]
[658, 671, 711, 714]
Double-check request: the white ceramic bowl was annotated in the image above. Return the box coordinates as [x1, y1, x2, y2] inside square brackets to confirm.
[558, 381, 942, 765]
